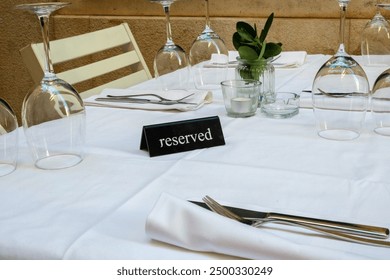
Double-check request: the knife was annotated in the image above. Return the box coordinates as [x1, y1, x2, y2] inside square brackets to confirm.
[190, 201, 389, 239]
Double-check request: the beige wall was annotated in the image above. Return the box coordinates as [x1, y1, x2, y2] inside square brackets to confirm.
[0, 0, 387, 122]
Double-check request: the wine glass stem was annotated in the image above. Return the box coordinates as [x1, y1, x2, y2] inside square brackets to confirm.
[337, 2, 348, 55]
[163, 4, 174, 45]
[38, 14, 56, 79]
[205, 0, 211, 30]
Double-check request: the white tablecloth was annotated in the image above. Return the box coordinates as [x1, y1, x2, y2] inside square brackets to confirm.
[1, 55, 390, 260]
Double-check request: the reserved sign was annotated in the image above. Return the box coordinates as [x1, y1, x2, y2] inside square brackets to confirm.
[140, 116, 225, 157]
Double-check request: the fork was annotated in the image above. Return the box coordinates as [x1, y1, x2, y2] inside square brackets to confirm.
[106, 92, 194, 102]
[202, 196, 390, 248]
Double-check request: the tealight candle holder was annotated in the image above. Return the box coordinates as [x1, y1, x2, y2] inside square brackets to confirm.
[221, 79, 260, 117]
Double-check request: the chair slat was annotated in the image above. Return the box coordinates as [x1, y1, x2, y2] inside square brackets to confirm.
[20, 23, 152, 99]
[57, 51, 142, 84]
[78, 71, 150, 99]
[50, 24, 133, 63]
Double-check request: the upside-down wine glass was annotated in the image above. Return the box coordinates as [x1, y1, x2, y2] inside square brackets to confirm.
[0, 99, 18, 177]
[371, 68, 390, 136]
[150, 0, 190, 90]
[189, 0, 228, 89]
[312, 0, 370, 141]
[16, 2, 86, 169]
[361, 2, 390, 66]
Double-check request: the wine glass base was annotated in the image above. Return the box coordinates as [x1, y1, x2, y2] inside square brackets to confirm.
[35, 154, 83, 170]
[318, 129, 360, 141]
[0, 163, 16, 177]
[374, 127, 390, 136]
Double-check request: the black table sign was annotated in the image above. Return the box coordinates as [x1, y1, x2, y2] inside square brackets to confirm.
[140, 116, 225, 157]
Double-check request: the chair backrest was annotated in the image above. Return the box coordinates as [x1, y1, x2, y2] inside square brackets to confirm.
[20, 23, 152, 99]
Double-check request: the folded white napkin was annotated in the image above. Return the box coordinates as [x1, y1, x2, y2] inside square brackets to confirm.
[272, 51, 307, 68]
[228, 51, 239, 63]
[146, 193, 358, 259]
[84, 89, 213, 112]
[228, 51, 307, 68]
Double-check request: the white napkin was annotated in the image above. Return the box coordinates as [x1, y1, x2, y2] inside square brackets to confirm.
[228, 51, 239, 63]
[145, 193, 360, 259]
[84, 89, 213, 112]
[272, 51, 307, 68]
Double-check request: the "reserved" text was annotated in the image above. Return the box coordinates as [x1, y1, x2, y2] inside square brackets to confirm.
[159, 128, 213, 148]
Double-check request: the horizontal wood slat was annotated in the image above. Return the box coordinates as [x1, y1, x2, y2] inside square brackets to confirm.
[77, 71, 151, 99]
[58, 51, 141, 84]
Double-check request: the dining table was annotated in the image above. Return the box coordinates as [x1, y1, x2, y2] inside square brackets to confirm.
[1, 53, 390, 260]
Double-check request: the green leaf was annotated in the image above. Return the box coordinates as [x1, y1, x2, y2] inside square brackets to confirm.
[263, 42, 282, 59]
[263, 42, 283, 59]
[236, 21, 256, 41]
[233, 12, 282, 62]
[259, 13, 274, 43]
[232, 32, 242, 50]
[238, 45, 259, 60]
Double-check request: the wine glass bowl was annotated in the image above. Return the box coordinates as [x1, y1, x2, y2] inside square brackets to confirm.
[153, 43, 189, 90]
[371, 68, 390, 136]
[0, 99, 18, 177]
[151, 0, 190, 90]
[189, 0, 228, 90]
[312, 0, 370, 141]
[16, 2, 86, 170]
[361, 3, 390, 66]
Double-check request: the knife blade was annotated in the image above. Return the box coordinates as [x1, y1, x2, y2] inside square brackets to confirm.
[190, 201, 389, 239]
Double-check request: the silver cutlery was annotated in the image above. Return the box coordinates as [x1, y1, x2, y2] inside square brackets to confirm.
[95, 97, 197, 105]
[106, 93, 195, 102]
[201, 196, 390, 247]
[195, 197, 389, 239]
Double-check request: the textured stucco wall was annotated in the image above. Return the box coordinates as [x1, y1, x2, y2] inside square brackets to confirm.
[0, 0, 386, 123]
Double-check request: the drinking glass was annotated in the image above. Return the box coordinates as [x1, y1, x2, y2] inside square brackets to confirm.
[312, 0, 370, 141]
[189, 0, 228, 90]
[16, 2, 86, 169]
[0, 99, 18, 177]
[150, 0, 190, 90]
[361, 3, 390, 66]
[221, 80, 260, 118]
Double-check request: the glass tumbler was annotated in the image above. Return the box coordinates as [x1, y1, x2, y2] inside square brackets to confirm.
[0, 99, 18, 176]
[221, 79, 260, 118]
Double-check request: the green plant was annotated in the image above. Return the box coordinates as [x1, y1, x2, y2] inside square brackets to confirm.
[233, 13, 282, 62]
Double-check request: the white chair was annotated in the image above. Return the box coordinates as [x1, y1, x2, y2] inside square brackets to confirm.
[20, 23, 152, 99]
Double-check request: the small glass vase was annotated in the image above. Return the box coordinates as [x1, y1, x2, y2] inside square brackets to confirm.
[235, 57, 275, 107]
